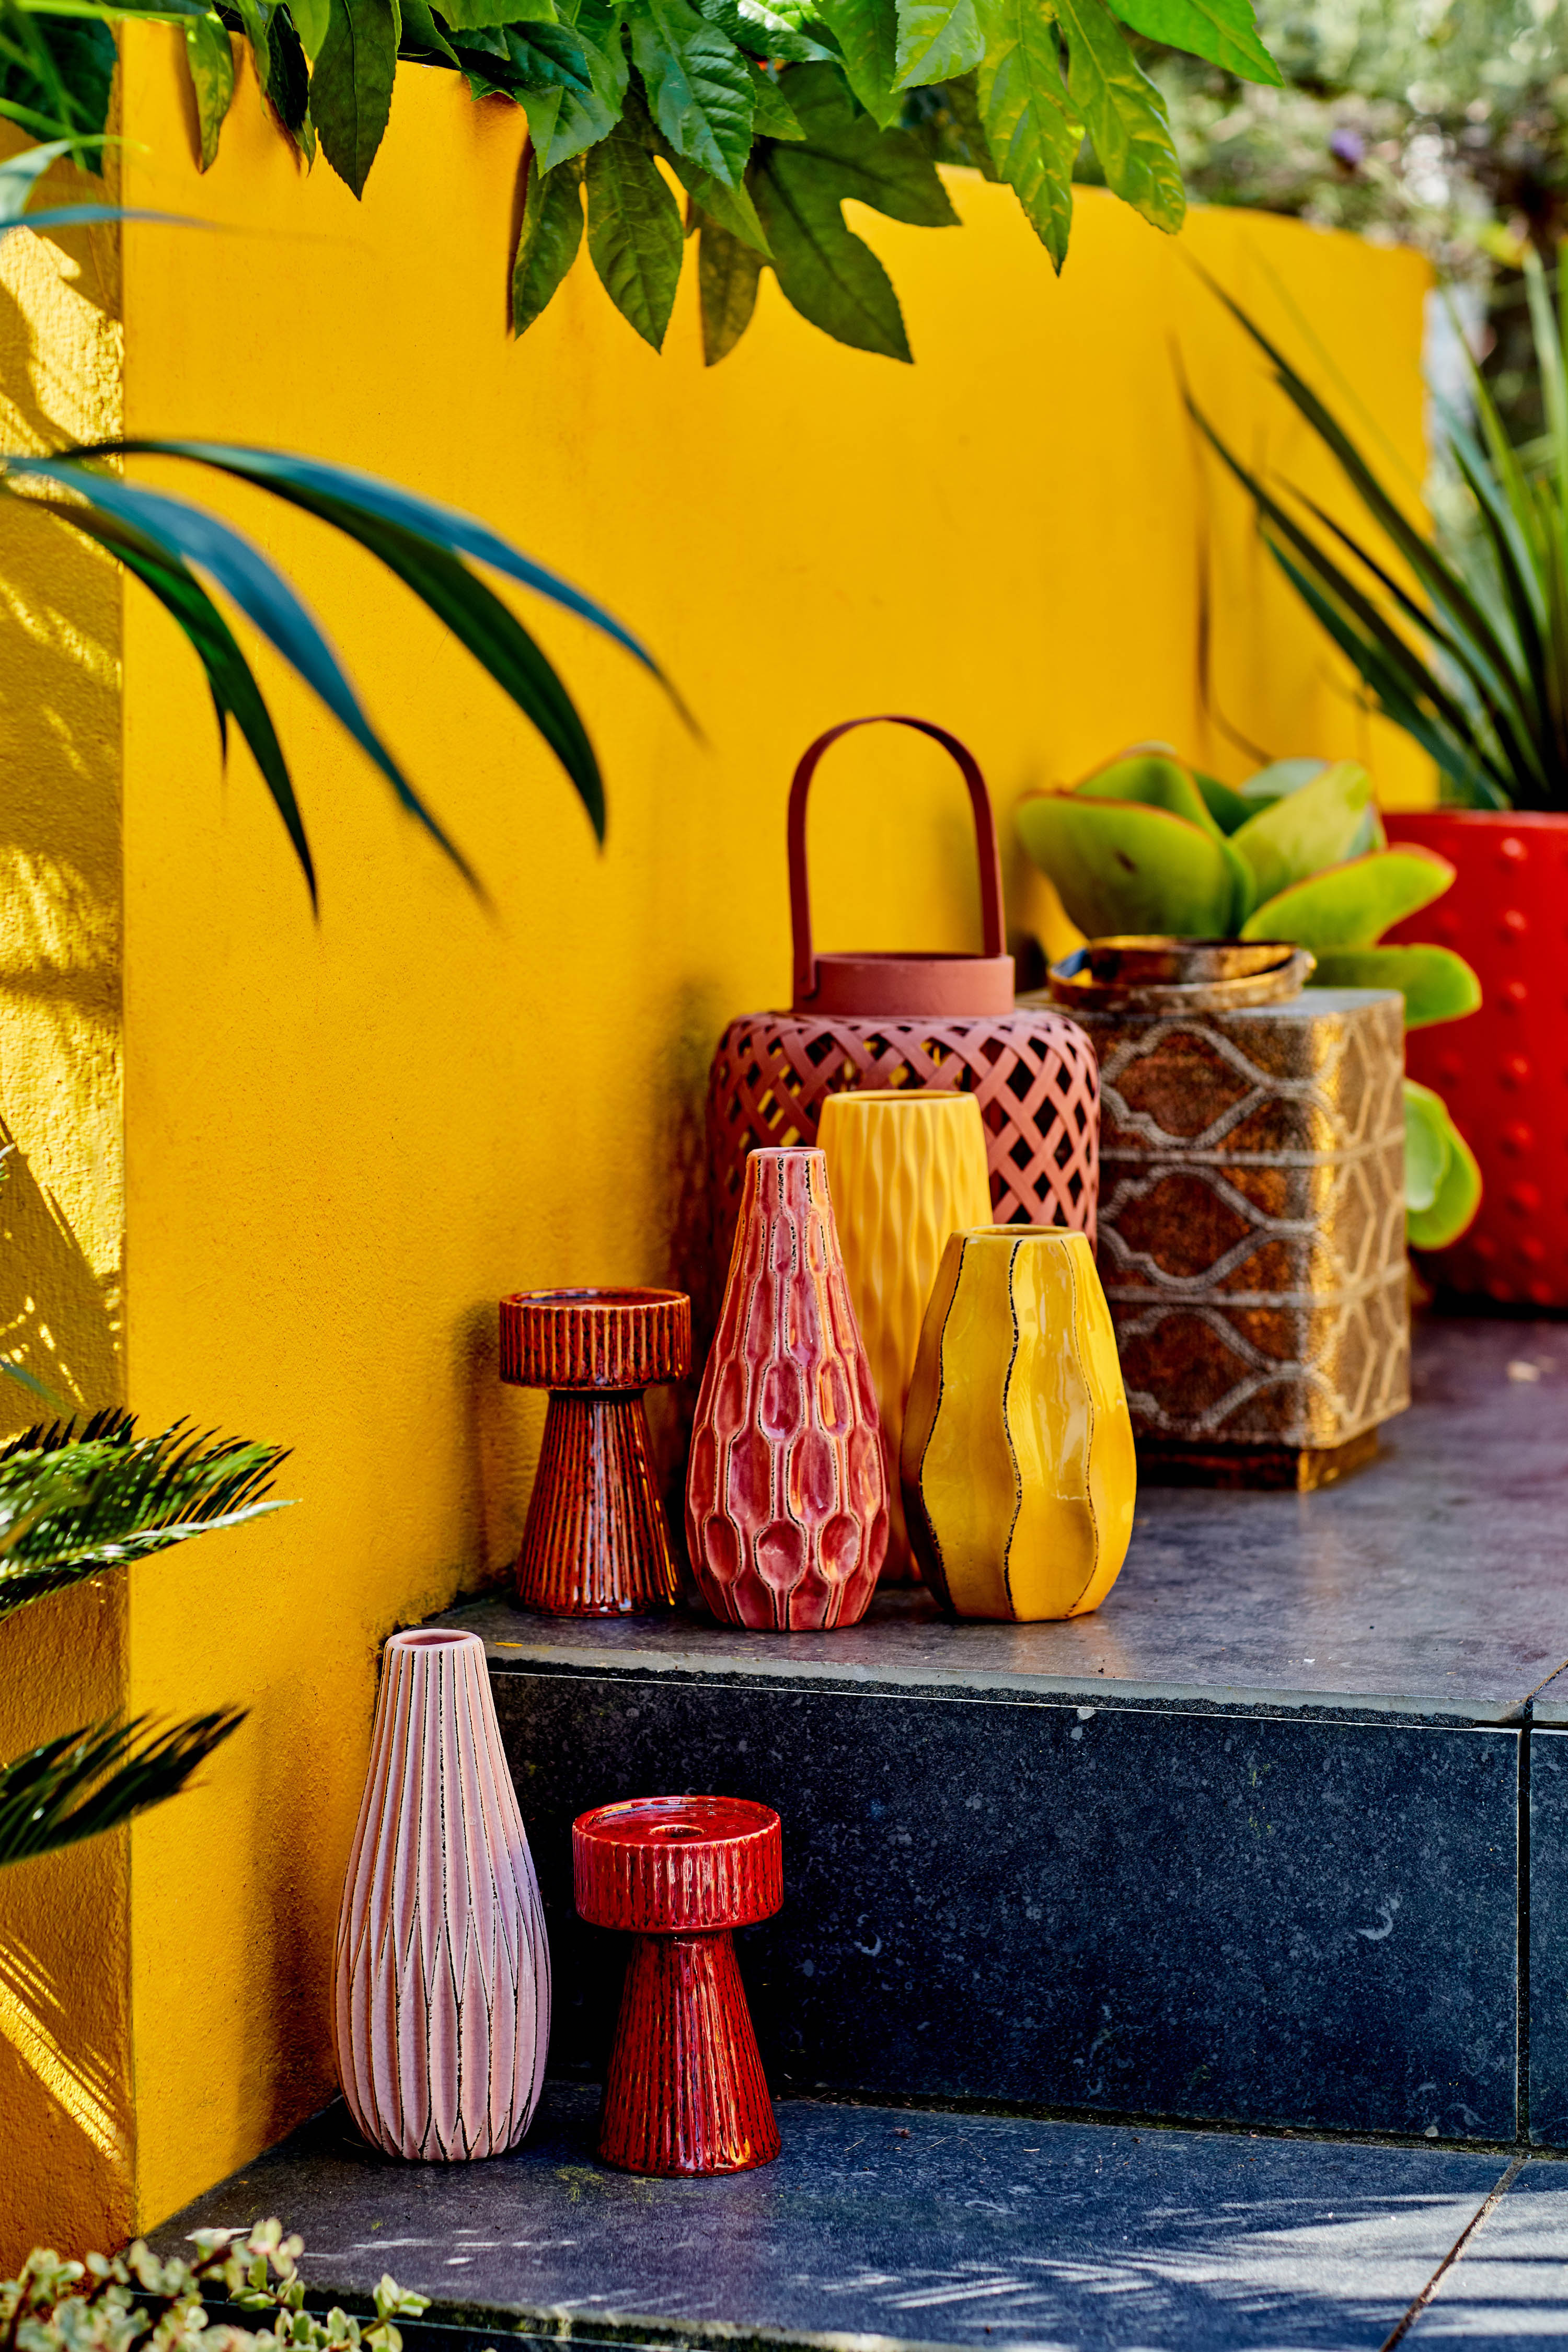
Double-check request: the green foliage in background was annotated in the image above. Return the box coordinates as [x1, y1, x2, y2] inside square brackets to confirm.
[0, 0, 1279, 362]
[1016, 745, 1484, 1248]
[0, 1408, 290, 1866]
[1192, 260, 1568, 814]
[2, 2221, 429, 2352]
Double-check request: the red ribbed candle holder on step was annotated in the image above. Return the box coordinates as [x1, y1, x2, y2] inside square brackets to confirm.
[501, 1289, 690, 1617]
[573, 1794, 782, 2176]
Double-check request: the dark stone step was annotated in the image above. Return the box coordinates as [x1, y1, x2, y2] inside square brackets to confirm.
[434, 1317, 1568, 2148]
[152, 2085, 1543, 2352]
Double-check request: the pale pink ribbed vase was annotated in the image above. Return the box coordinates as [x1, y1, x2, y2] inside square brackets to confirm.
[332, 1628, 550, 2160]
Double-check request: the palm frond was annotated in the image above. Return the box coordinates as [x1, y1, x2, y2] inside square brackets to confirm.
[5, 439, 696, 894]
[0, 1416, 291, 1625]
[0, 1709, 244, 1865]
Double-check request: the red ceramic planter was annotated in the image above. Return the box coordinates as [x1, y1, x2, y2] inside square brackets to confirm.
[1385, 809, 1568, 1306]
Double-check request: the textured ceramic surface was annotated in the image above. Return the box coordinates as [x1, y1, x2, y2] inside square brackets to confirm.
[500, 1288, 690, 1617]
[708, 1010, 1100, 1246]
[1387, 809, 1568, 1309]
[686, 1148, 888, 1632]
[817, 1090, 991, 1585]
[332, 1629, 550, 2160]
[153, 2085, 1519, 2352]
[902, 1226, 1135, 1621]
[1026, 986, 1410, 1462]
[574, 1795, 782, 2175]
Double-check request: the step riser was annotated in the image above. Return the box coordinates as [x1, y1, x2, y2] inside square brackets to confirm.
[494, 1669, 1519, 2141]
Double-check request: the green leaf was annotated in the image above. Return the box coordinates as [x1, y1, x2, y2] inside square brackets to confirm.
[513, 149, 583, 330]
[182, 11, 235, 167]
[0, 1414, 289, 1624]
[1404, 1082, 1481, 1250]
[1073, 747, 1221, 835]
[1106, 0, 1277, 84]
[292, 0, 329, 54]
[1191, 769, 1251, 833]
[1311, 946, 1482, 1030]
[698, 0, 828, 62]
[523, 0, 627, 167]
[0, 1711, 246, 1867]
[453, 19, 592, 97]
[1051, 0, 1182, 233]
[697, 205, 762, 359]
[584, 127, 685, 348]
[1242, 847, 1457, 951]
[672, 147, 769, 245]
[1014, 791, 1239, 936]
[775, 61, 958, 220]
[440, 0, 555, 21]
[630, 0, 754, 185]
[312, 0, 398, 196]
[266, 4, 315, 158]
[812, 0, 900, 124]
[746, 58, 805, 132]
[1229, 758, 1371, 906]
[892, 0, 980, 91]
[752, 139, 905, 357]
[974, 0, 1077, 264]
[941, 67, 998, 176]
[9, 482, 317, 894]
[1403, 1077, 1448, 1215]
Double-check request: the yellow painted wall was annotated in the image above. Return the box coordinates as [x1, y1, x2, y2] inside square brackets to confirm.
[0, 20, 1431, 2256]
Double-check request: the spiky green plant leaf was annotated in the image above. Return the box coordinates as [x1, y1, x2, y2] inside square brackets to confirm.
[0, 1414, 290, 1624]
[0, 1710, 246, 1866]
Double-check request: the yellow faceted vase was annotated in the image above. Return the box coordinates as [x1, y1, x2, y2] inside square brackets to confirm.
[901, 1227, 1136, 1620]
[818, 1089, 993, 1583]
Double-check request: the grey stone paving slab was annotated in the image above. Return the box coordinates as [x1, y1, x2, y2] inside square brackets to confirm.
[491, 1681, 1519, 2137]
[1529, 1733, 1568, 2148]
[449, 1318, 1568, 1726]
[1406, 2159, 1568, 2344]
[154, 2089, 1511, 2352]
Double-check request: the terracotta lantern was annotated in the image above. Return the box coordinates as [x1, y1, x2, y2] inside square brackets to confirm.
[705, 717, 1100, 1256]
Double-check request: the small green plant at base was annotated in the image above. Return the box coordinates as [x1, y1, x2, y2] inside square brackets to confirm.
[1016, 744, 1484, 1250]
[0, 2221, 431, 2352]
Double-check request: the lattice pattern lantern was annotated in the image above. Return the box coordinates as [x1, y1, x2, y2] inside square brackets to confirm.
[706, 718, 1100, 1262]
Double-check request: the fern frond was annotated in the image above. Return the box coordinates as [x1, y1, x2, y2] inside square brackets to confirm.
[0, 1710, 245, 1865]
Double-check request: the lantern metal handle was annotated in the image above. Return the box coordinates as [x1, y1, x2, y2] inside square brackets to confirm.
[786, 715, 1008, 1013]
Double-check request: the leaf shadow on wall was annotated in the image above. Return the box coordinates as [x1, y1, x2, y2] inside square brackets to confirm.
[0, 1118, 119, 1433]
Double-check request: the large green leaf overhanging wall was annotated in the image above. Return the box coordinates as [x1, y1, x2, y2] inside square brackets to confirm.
[11, 0, 1278, 360]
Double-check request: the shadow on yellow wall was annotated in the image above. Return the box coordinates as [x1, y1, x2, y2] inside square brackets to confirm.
[0, 24, 1432, 2259]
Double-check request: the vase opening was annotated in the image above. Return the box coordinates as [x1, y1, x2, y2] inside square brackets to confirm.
[387, 1629, 481, 1651]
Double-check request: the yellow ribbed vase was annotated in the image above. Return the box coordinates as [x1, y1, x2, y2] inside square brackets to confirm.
[901, 1227, 1136, 1620]
[818, 1089, 993, 1582]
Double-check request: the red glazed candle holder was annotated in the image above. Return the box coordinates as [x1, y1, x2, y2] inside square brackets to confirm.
[573, 1794, 782, 2176]
[501, 1288, 691, 1617]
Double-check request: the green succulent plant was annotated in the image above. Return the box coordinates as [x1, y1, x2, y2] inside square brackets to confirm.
[1015, 744, 1484, 1250]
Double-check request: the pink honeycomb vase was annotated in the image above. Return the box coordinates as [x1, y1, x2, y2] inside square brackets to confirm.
[332, 1628, 550, 2159]
[686, 1146, 888, 1631]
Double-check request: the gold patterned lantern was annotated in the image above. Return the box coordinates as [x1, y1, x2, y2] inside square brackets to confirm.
[1033, 944, 1410, 1489]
